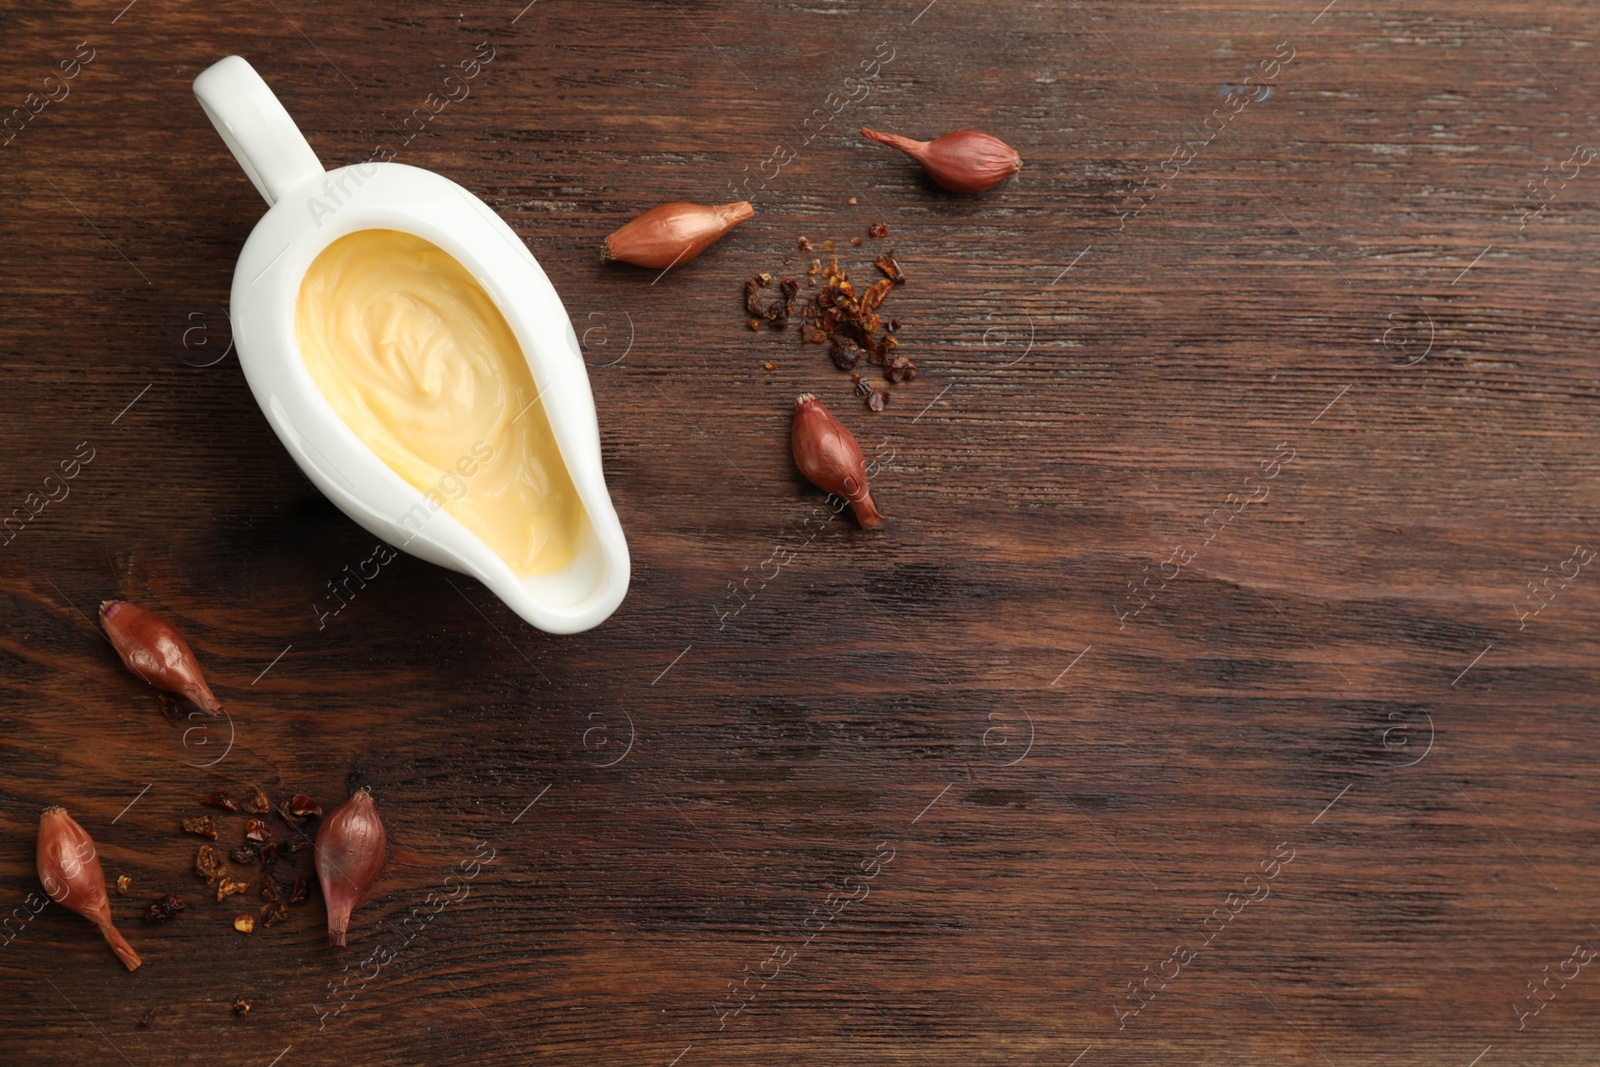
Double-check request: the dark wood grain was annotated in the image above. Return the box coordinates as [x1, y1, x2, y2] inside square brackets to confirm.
[5, 0, 1600, 1063]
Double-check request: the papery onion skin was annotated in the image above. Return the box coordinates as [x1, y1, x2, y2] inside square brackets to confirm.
[791, 394, 884, 528]
[860, 127, 1021, 194]
[315, 788, 388, 948]
[37, 806, 141, 971]
[602, 201, 754, 269]
[99, 599, 223, 716]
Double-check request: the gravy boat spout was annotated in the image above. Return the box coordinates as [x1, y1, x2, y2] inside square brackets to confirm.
[194, 55, 629, 634]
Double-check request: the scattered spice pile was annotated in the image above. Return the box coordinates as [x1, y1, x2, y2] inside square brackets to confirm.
[744, 223, 915, 413]
[155, 785, 320, 937]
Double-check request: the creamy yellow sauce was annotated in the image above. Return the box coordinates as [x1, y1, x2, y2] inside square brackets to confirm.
[296, 229, 583, 574]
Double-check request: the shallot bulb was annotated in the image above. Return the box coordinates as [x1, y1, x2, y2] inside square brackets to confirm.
[602, 201, 754, 269]
[315, 788, 387, 948]
[37, 807, 141, 971]
[791, 394, 884, 528]
[99, 599, 223, 715]
[860, 127, 1022, 194]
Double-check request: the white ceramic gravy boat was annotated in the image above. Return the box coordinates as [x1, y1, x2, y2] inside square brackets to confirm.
[194, 56, 629, 634]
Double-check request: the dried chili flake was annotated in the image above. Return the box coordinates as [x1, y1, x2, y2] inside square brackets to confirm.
[276, 794, 321, 829]
[217, 877, 249, 902]
[200, 788, 238, 812]
[291, 794, 321, 816]
[288, 877, 311, 905]
[244, 819, 270, 846]
[885, 354, 919, 384]
[798, 236, 813, 251]
[258, 842, 280, 873]
[137, 1009, 155, 1028]
[260, 902, 288, 928]
[830, 338, 864, 371]
[142, 894, 186, 924]
[260, 878, 281, 904]
[229, 845, 257, 865]
[195, 845, 227, 884]
[868, 222, 889, 239]
[866, 389, 890, 412]
[231, 996, 251, 1016]
[233, 914, 255, 935]
[747, 318, 762, 331]
[115, 875, 132, 896]
[824, 239, 836, 253]
[157, 692, 182, 726]
[848, 196, 858, 205]
[243, 790, 271, 814]
[851, 237, 863, 246]
[874, 251, 903, 283]
[859, 277, 894, 317]
[182, 815, 218, 841]
[763, 362, 776, 372]
[745, 274, 800, 329]
[290, 841, 309, 854]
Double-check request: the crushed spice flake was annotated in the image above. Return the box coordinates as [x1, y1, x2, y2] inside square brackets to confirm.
[868, 221, 889, 239]
[798, 236, 813, 252]
[830, 338, 863, 371]
[142, 894, 187, 924]
[290, 841, 309, 854]
[747, 318, 762, 331]
[229, 845, 257, 865]
[745, 273, 800, 329]
[157, 692, 182, 726]
[848, 196, 859, 205]
[231, 996, 251, 1016]
[874, 251, 903, 283]
[200, 788, 239, 812]
[763, 361, 776, 372]
[195, 845, 227, 885]
[288, 794, 321, 817]
[260, 902, 288, 928]
[288, 877, 311, 905]
[115, 875, 132, 896]
[217, 877, 249, 902]
[233, 914, 255, 935]
[851, 236, 863, 246]
[243, 790, 271, 815]
[260, 878, 281, 905]
[823, 239, 836, 252]
[182, 815, 218, 841]
[243, 819, 270, 846]
[867, 389, 890, 412]
[137, 1009, 155, 1028]
[885, 353, 918, 384]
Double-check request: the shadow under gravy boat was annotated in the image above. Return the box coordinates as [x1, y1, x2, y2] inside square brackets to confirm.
[194, 55, 628, 634]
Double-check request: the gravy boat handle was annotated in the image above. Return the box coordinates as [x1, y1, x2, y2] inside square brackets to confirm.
[194, 56, 324, 207]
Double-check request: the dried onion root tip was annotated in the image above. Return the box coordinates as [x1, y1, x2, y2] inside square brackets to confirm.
[602, 201, 754, 269]
[37, 807, 141, 971]
[315, 787, 387, 948]
[99, 599, 223, 715]
[860, 127, 1021, 194]
[791, 394, 884, 528]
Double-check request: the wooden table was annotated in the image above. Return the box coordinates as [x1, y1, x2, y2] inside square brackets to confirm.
[4, 1, 1598, 1063]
